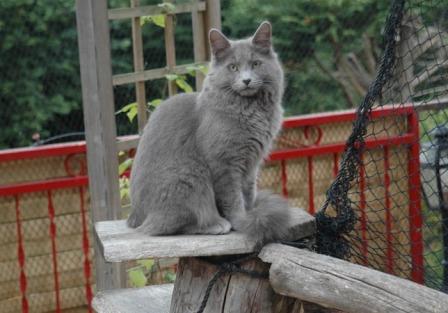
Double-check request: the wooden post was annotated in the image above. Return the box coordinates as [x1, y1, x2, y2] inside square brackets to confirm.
[164, 0, 177, 96]
[169, 257, 337, 313]
[203, 0, 221, 59]
[75, 0, 125, 291]
[192, 0, 207, 90]
[131, 0, 148, 134]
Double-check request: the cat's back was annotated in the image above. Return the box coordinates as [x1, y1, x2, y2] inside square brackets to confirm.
[138, 92, 198, 151]
[144, 92, 198, 134]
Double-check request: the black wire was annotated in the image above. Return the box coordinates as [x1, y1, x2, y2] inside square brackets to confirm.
[31, 132, 86, 146]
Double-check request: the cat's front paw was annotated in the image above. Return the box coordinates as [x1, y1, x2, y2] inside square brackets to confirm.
[203, 218, 232, 235]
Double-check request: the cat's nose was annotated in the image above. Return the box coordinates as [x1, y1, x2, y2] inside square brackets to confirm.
[243, 79, 251, 86]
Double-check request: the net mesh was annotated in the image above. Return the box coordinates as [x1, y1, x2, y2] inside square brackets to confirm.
[316, 0, 448, 292]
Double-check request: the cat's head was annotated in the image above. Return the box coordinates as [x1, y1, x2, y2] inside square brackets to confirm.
[207, 22, 283, 98]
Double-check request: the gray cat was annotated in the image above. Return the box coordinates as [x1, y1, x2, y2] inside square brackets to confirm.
[128, 21, 291, 246]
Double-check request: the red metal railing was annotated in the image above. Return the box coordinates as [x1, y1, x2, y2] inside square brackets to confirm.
[268, 105, 423, 283]
[0, 106, 423, 312]
[0, 145, 92, 313]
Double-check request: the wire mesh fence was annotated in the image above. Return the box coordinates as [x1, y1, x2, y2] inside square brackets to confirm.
[316, 0, 448, 293]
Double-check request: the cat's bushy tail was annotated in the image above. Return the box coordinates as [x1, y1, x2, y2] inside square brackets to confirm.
[234, 190, 291, 247]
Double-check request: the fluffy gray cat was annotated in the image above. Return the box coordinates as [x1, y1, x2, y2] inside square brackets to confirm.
[128, 21, 291, 246]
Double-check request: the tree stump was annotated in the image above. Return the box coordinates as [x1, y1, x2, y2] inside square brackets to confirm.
[170, 255, 342, 313]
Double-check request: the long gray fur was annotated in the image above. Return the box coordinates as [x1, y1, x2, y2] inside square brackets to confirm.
[128, 22, 291, 246]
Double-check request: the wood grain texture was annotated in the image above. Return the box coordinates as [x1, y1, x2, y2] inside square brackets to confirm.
[96, 207, 315, 262]
[112, 62, 208, 86]
[259, 244, 448, 313]
[170, 257, 273, 313]
[192, 0, 207, 90]
[170, 257, 338, 313]
[93, 284, 173, 313]
[130, 0, 148, 133]
[164, 0, 177, 96]
[203, 0, 221, 58]
[75, 0, 124, 290]
[108, 2, 206, 20]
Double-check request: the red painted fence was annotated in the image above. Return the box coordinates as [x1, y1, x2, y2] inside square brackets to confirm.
[0, 106, 423, 312]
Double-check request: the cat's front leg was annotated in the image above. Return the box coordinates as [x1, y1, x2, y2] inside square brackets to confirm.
[242, 170, 257, 210]
[214, 175, 246, 227]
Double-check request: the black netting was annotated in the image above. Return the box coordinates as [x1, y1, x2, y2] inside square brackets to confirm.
[317, 0, 448, 293]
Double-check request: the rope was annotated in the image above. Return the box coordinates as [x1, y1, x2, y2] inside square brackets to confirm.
[195, 238, 313, 313]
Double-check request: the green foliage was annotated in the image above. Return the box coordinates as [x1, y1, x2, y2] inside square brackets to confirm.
[0, 0, 81, 148]
[166, 74, 194, 93]
[141, 14, 166, 28]
[3, 0, 447, 148]
[222, 0, 390, 115]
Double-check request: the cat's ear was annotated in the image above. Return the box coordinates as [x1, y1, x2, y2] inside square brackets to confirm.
[252, 21, 272, 51]
[209, 29, 231, 59]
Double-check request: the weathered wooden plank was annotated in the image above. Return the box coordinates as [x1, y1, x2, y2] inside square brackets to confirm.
[116, 135, 139, 152]
[93, 284, 173, 313]
[192, 0, 207, 90]
[96, 207, 315, 262]
[203, 0, 221, 58]
[259, 244, 448, 313]
[164, 0, 177, 96]
[75, 0, 124, 290]
[112, 62, 208, 86]
[108, 2, 206, 20]
[130, 0, 148, 133]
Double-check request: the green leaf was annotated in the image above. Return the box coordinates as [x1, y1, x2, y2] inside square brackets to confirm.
[119, 158, 133, 175]
[126, 106, 138, 122]
[128, 269, 147, 287]
[176, 78, 193, 93]
[116, 102, 137, 115]
[137, 259, 154, 271]
[149, 98, 162, 107]
[158, 2, 176, 14]
[165, 74, 178, 81]
[151, 15, 166, 28]
[140, 15, 165, 28]
[120, 184, 129, 201]
[148, 98, 163, 112]
[186, 64, 209, 76]
[140, 16, 153, 26]
[164, 271, 176, 283]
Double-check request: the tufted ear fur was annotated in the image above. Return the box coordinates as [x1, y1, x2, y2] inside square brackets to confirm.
[252, 21, 272, 51]
[209, 29, 231, 59]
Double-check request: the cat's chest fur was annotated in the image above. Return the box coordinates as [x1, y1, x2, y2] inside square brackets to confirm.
[197, 92, 282, 170]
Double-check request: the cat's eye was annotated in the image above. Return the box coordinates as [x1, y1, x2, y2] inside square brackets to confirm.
[228, 64, 239, 72]
[252, 60, 262, 68]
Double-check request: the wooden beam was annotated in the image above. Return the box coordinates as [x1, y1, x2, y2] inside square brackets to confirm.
[93, 284, 173, 313]
[116, 135, 139, 152]
[75, 0, 124, 290]
[96, 207, 315, 262]
[108, 2, 206, 20]
[130, 0, 148, 134]
[191, 0, 207, 90]
[112, 62, 207, 86]
[203, 0, 221, 58]
[164, 0, 177, 96]
[259, 244, 448, 313]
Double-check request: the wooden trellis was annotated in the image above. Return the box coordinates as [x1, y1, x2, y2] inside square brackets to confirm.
[75, 0, 221, 290]
[109, 0, 219, 134]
